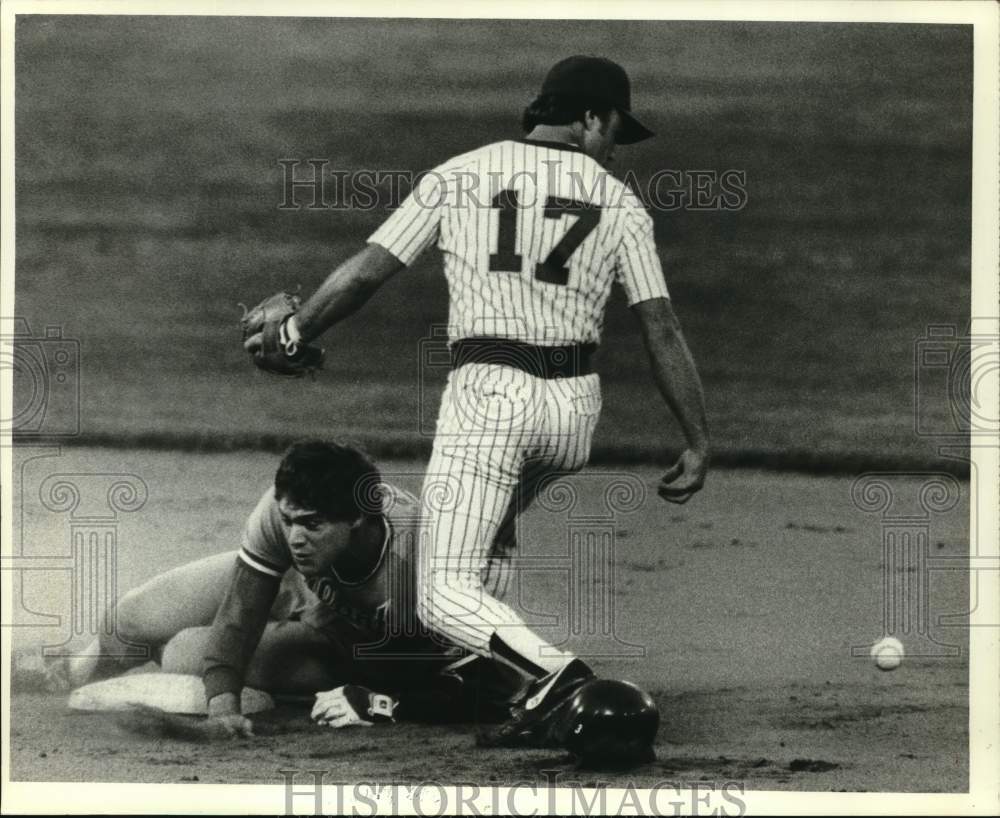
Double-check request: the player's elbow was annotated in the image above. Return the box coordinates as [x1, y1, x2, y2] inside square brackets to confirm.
[114, 587, 158, 645]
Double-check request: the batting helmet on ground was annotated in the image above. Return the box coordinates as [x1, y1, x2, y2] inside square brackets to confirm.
[558, 679, 660, 768]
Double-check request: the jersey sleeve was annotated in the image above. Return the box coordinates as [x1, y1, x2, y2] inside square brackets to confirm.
[238, 487, 292, 579]
[613, 194, 670, 306]
[367, 169, 445, 266]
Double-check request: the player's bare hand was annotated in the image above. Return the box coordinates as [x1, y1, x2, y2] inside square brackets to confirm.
[208, 713, 255, 739]
[243, 332, 263, 354]
[207, 692, 254, 738]
[657, 447, 709, 504]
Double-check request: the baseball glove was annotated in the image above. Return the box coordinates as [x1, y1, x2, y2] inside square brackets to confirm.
[239, 290, 324, 377]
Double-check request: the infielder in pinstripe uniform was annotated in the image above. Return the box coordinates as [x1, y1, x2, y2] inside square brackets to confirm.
[246, 56, 709, 746]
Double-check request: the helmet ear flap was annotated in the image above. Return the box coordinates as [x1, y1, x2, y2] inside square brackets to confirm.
[558, 679, 660, 769]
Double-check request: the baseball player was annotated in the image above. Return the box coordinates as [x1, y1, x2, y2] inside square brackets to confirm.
[35, 440, 512, 735]
[244, 56, 709, 747]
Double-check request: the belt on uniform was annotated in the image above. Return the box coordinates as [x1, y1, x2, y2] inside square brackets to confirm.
[450, 337, 596, 379]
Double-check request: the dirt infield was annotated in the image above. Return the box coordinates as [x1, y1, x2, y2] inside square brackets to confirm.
[7, 447, 969, 791]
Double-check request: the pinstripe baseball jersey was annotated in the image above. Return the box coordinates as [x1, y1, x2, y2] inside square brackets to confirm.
[368, 139, 668, 346]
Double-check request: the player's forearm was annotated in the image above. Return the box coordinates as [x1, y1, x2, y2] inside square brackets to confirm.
[636, 300, 710, 453]
[202, 559, 279, 706]
[650, 338, 709, 452]
[294, 243, 404, 343]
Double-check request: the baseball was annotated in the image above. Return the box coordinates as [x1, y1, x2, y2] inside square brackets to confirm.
[870, 637, 904, 671]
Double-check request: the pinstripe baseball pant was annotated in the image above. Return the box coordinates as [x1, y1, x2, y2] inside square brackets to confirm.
[417, 362, 602, 670]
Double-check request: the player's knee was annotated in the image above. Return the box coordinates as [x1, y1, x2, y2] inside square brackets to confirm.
[417, 575, 481, 633]
[416, 580, 453, 633]
[415, 587, 440, 629]
[114, 587, 154, 643]
[160, 627, 209, 675]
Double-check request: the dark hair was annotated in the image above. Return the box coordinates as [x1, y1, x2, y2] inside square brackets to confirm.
[521, 93, 614, 133]
[274, 439, 382, 523]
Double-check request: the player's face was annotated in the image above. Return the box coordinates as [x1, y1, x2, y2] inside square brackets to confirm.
[278, 498, 355, 578]
[581, 109, 623, 166]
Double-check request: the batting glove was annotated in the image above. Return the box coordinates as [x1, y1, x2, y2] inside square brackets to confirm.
[311, 685, 397, 728]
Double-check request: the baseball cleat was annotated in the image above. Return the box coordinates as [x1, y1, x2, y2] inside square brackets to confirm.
[476, 658, 595, 749]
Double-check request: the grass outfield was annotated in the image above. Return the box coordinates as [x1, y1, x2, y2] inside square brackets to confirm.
[13, 18, 972, 466]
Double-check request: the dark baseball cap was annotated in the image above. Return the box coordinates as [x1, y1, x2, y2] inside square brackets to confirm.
[540, 55, 654, 145]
